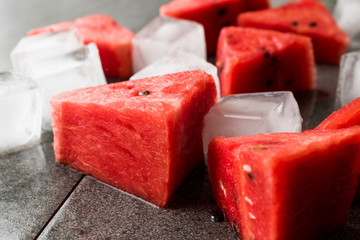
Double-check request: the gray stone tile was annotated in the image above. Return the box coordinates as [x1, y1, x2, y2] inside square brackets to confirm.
[0, 132, 83, 240]
[37, 166, 234, 240]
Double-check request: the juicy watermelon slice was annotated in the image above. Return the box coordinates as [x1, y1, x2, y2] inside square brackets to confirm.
[216, 26, 316, 97]
[50, 70, 217, 207]
[315, 97, 360, 202]
[159, 0, 246, 55]
[208, 127, 360, 240]
[27, 15, 134, 79]
[237, 0, 349, 65]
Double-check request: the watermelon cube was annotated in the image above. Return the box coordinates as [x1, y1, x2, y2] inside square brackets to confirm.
[50, 70, 217, 207]
[217, 26, 316, 97]
[27, 14, 134, 79]
[237, 0, 349, 65]
[160, 0, 246, 55]
[208, 127, 360, 240]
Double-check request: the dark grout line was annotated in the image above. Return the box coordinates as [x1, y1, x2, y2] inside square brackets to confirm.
[33, 174, 85, 240]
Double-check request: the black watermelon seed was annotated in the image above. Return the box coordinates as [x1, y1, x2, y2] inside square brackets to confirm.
[211, 207, 225, 222]
[247, 172, 254, 180]
[138, 89, 150, 96]
[309, 22, 317, 27]
[218, 8, 227, 17]
[291, 21, 299, 26]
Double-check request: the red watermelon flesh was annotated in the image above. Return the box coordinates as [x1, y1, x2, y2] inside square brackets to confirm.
[27, 15, 134, 79]
[237, 0, 349, 65]
[216, 26, 316, 97]
[50, 70, 217, 207]
[315, 97, 360, 202]
[159, 0, 246, 55]
[208, 127, 360, 240]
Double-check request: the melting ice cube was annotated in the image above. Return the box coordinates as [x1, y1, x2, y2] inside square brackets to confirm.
[203, 91, 302, 157]
[130, 50, 221, 99]
[132, 16, 206, 73]
[27, 43, 107, 130]
[11, 28, 83, 74]
[334, 0, 360, 50]
[336, 51, 360, 107]
[0, 71, 43, 154]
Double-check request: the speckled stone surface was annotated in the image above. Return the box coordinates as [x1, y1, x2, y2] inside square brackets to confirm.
[37, 167, 235, 240]
[0, 132, 83, 240]
[1, 0, 360, 240]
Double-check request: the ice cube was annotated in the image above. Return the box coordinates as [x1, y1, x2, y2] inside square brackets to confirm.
[130, 50, 221, 99]
[11, 28, 83, 73]
[27, 43, 107, 130]
[132, 16, 206, 73]
[203, 91, 302, 156]
[334, 0, 360, 50]
[0, 71, 43, 154]
[336, 51, 360, 107]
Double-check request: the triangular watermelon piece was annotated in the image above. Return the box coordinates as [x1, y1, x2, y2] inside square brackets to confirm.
[208, 127, 360, 240]
[28, 15, 134, 79]
[315, 97, 360, 202]
[160, 0, 246, 55]
[237, 0, 349, 65]
[217, 26, 316, 97]
[50, 70, 217, 207]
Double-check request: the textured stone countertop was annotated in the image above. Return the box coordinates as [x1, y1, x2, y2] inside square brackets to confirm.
[0, 0, 360, 239]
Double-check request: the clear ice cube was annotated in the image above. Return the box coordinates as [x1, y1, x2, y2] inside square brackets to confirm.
[334, 0, 360, 50]
[0, 71, 43, 154]
[26, 43, 107, 130]
[130, 50, 221, 99]
[203, 91, 302, 156]
[336, 51, 360, 107]
[11, 28, 83, 74]
[132, 16, 206, 73]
